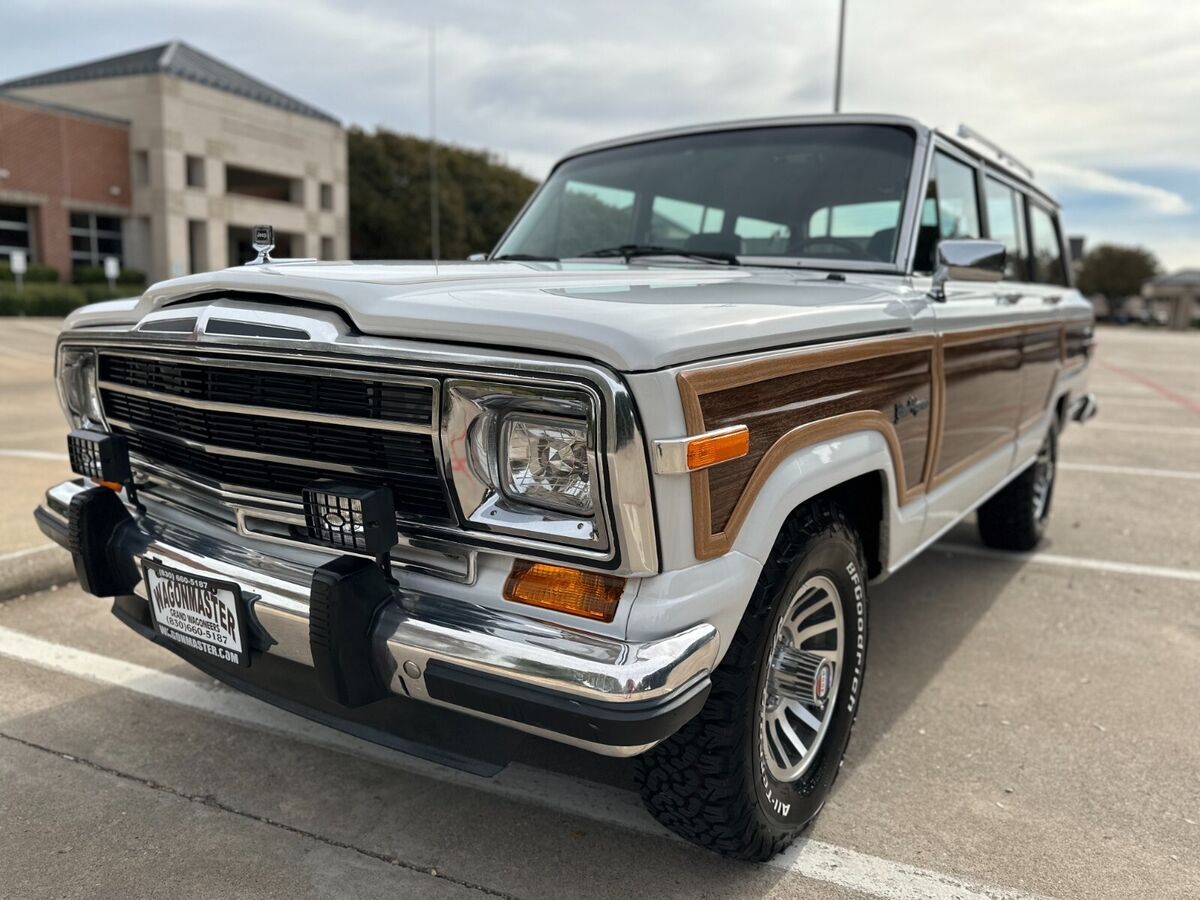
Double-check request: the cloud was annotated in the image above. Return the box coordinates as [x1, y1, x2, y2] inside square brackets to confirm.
[1, 0, 1197, 261]
[1036, 162, 1191, 216]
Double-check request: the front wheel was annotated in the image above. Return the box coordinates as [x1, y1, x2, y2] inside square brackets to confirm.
[634, 501, 868, 861]
[977, 424, 1058, 551]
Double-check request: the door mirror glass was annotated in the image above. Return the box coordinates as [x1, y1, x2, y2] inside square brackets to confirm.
[930, 239, 1006, 301]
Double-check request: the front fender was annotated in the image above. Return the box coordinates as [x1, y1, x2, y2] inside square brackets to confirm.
[727, 429, 922, 574]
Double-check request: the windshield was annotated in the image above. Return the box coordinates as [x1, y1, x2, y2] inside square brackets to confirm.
[495, 124, 916, 265]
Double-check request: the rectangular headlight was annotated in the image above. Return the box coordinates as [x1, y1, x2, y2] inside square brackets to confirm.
[441, 379, 606, 551]
[501, 414, 593, 515]
[57, 347, 105, 429]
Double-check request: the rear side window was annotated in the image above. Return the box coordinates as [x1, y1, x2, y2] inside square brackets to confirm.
[1029, 203, 1068, 285]
[984, 177, 1030, 281]
[914, 152, 981, 271]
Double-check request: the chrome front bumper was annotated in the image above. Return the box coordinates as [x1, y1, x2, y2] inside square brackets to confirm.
[37, 479, 718, 757]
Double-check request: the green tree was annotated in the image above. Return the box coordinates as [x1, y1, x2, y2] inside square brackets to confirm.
[348, 127, 537, 260]
[1076, 244, 1159, 317]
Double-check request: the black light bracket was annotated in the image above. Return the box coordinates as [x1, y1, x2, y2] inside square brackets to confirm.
[67, 429, 141, 507]
[302, 480, 399, 579]
[68, 485, 139, 597]
[309, 555, 394, 707]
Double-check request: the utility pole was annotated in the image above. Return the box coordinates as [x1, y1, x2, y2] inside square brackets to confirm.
[833, 0, 847, 113]
[428, 25, 440, 265]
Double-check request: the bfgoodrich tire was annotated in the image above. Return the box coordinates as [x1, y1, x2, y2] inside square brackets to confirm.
[977, 424, 1058, 552]
[634, 500, 868, 861]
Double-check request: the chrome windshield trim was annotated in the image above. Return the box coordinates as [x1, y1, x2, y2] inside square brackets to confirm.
[98, 379, 434, 436]
[62, 328, 659, 575]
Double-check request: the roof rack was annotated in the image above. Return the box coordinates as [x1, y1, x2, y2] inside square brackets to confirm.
[955, 124, 1034, 180]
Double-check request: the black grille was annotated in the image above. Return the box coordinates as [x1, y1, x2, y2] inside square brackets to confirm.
[99, 355, 451, 524]
[100, 355, 433, 426]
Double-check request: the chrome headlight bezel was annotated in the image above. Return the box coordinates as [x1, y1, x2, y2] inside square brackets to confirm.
[55, 345, 106, 430]
[440, 378, 610, 552]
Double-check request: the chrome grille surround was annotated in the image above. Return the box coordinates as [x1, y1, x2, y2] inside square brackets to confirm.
[57, 314, 659, 576]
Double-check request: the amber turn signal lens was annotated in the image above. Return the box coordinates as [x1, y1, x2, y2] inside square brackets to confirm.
[686, 426, 750, 470]
[97, 480, 124, 492]
[503, 561, 625, 622]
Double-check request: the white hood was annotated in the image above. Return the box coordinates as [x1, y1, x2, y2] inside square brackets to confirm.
[65, 260, 920, 372]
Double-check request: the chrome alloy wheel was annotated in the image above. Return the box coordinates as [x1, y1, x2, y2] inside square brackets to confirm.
[1032, 432, 1056, 522]
[761, 574, 844, 783]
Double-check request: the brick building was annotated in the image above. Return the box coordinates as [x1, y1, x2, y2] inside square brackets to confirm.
[0, 94, 131, 279]
[0, 41, 347, 283]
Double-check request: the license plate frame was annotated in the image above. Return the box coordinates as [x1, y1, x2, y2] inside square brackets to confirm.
[143, 561, 250, 667]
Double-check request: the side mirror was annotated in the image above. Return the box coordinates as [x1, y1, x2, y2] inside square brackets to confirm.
[929, 239, 1005, 302]
[467, 252, 488, 262]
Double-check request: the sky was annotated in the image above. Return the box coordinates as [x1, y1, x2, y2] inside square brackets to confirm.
[3, 0, 1198, 268]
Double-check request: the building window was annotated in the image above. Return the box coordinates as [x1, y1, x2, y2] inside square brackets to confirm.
[320, 236, 335, 259]
[133, 150, 150, 187]
[319, 182, 334, 211]
[70, 211, 123, 268]
[188, 220, 209, 273]
[0, 204, 34, 263]
[225, 164, 301, 204]
[186, 155, 206, 189]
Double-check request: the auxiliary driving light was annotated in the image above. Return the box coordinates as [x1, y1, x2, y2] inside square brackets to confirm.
[67, 429, 131, 487]
[302, 481, 398, 562]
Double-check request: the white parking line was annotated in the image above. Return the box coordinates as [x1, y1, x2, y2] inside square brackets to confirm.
[6, 320, 62, 337]
[939, 543, 1200, 583]
[0, 448, 68, 461]
[1083, 422, 1200, 436]
[0, 626, 1047, 900]
[0, 544, 58, 563]
[0, 345, 50, 362]
[1059, 462, 1200, 481]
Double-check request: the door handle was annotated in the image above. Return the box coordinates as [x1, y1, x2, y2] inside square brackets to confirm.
[1042, 294, 1062, 305]
[997, 292, 1023, 305]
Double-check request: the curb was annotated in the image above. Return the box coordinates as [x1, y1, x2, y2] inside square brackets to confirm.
[0, 544, 76, 603]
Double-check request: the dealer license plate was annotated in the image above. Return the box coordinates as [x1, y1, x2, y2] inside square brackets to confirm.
[144, 562, 250, 667]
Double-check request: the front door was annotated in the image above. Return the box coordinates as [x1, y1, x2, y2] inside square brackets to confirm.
[919, 149, 1027, 540]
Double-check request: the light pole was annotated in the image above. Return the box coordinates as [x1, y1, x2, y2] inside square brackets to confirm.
[833, 0, 847, 113]
[428, 25, 440, 265]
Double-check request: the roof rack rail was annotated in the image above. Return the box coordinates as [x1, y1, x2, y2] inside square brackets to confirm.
[955, 124, 1034, 180]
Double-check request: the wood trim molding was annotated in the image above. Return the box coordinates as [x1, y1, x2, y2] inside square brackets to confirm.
[688, 410, 910, 559]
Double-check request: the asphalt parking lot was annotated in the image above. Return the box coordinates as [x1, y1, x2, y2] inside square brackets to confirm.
[0, 321, 1196, 899]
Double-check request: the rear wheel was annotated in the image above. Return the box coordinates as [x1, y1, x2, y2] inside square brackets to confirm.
[977, 424, 1058, 551]
[634, 501, 868, 861]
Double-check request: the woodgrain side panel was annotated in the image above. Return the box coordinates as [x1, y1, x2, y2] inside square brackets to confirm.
[678, 334, 937, 559]
[677, 322, 1081, 561]
[1063, 322, 1094, 371]
[698, 351, 932, 532]
[935, 330, 1023, 480]
[1020, 327, 1063, 428]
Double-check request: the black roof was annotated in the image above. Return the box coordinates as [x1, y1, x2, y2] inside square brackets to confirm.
[0, 41, 338, 125]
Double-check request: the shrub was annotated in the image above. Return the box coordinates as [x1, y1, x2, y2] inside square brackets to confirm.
[0, 283, 87, 316]
[0, 262, 59, 283]
[72, 264, 146, 286]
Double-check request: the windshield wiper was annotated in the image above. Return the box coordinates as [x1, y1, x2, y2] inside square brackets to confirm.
[577, 244, 741, 265]
[491, 253, 560, 262]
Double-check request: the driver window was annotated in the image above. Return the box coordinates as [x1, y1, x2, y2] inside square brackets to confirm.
[914, 152, 981, 271]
